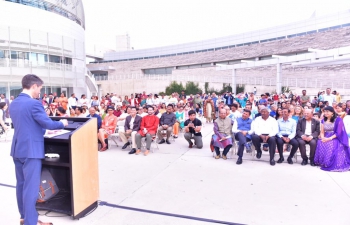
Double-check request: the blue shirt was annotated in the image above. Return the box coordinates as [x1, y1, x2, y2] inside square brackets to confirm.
[234, 117, 253, 139]
[87, 113, 102, 130]
[277, 118, 296, 139]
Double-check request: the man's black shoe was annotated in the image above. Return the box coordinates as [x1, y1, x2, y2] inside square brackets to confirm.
[158, 139, 165, 144]
[166, 139, 171, 144]
[310, 160, 316, 166]
[301, 159, 308, 166]
[128, 148, 136, 154]
[236, 158, 243, 165]
[277, 157, 284, 163]
[256, 151, 262, 159]
[122, 142, 130, 149]
[287, 157, 293, 164]
[270, 159, 275, 166]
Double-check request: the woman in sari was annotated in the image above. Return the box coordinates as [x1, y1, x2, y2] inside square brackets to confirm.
[59, 92, 68, 111]
[203, 96, 215, 123]
[314, 106, 350, 172]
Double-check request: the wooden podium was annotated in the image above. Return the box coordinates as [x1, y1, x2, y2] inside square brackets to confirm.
[36, 117, 99, 219]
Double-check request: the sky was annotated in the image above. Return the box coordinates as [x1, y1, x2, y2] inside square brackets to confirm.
[83, 0, 350, 53]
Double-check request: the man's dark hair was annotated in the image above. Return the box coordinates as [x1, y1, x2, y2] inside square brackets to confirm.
[147, 105, 153, 110]
[243, 109, 251, 115]
[302, 90, 306, 92]
[71, 93, 75, 97]
[281, 107, 291, 113]
[76, 107, 82, 113]
[57, 107, 66, 115]
[22, 74, 44, 89]
[130, 106, 136, 110]
[231, 103, 238, 109]
[167, 104, 174, 108]
[188, 110, 196, 116]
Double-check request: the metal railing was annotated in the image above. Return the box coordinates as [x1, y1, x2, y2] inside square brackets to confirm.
[0, 58, 78, 71]
[105, 73, 350, 91]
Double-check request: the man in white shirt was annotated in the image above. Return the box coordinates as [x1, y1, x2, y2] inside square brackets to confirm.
[251, 106, 279, 166]
[322, 88, 336, 105]
[146, 94, 154, 105]
[78, 94, 89, 107]
[168, 93, 178, 105]
[68, 93, 77, 110]
[111, 93, 118, 104]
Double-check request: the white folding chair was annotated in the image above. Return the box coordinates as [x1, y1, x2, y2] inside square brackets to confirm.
[109, 120, 126, 147]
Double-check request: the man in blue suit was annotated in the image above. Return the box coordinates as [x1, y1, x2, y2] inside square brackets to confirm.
[10, 74, 68, 225]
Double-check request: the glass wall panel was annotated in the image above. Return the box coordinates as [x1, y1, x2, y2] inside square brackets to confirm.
[49, 55, 61, 63]
[10, 84, 23, 98]
[37, 53, 48, 67]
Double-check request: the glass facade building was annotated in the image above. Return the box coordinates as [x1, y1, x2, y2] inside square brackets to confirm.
[0, 0, 87, 98]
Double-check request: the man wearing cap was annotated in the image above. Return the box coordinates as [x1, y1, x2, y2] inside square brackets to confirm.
[98, 106, 118, 151]
[251, 106, 279, 166]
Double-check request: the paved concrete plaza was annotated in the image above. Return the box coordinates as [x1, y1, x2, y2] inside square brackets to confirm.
[0, 123, 350, 225]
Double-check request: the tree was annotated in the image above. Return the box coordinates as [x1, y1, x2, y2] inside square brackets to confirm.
[185, 81, 202, 94]
[165, 81, 185, 95]
[236, 84, 245, 94]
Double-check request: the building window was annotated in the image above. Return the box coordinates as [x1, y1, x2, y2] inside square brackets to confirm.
[93, 73, 108, 81]
[144, 67, 172, 75]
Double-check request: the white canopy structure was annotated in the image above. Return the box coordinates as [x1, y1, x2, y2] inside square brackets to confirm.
[217, 46, 350, 93]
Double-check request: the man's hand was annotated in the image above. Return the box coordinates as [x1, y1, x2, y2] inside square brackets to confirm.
[301, 135, 308, 141]
[60, 119, 68, 127]
[143, 129, 147, 134]
[126, 129, 132, 134]
[284, 137, 290, 143]
[241, 131, 247, 136]
[260, 135, 267, 143]
[162, 125, 168, 129]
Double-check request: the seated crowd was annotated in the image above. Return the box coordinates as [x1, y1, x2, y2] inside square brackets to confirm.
[9, 88, 348, 172]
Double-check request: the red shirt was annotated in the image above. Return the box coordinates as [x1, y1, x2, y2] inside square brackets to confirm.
[273, 94, 279, 101]
[139, 114, 159, 136]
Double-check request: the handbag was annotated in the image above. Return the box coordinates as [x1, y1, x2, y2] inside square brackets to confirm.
[37, 168, 59, 203]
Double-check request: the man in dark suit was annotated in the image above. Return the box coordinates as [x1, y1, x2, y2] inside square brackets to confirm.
[47, 93, 54, 104]
[296, 109, 320, 166]
[10, 74, 68, 225]
[119, 107, 142, 154]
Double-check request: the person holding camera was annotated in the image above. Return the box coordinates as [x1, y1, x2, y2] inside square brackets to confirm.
[184, 110, 203, 149]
